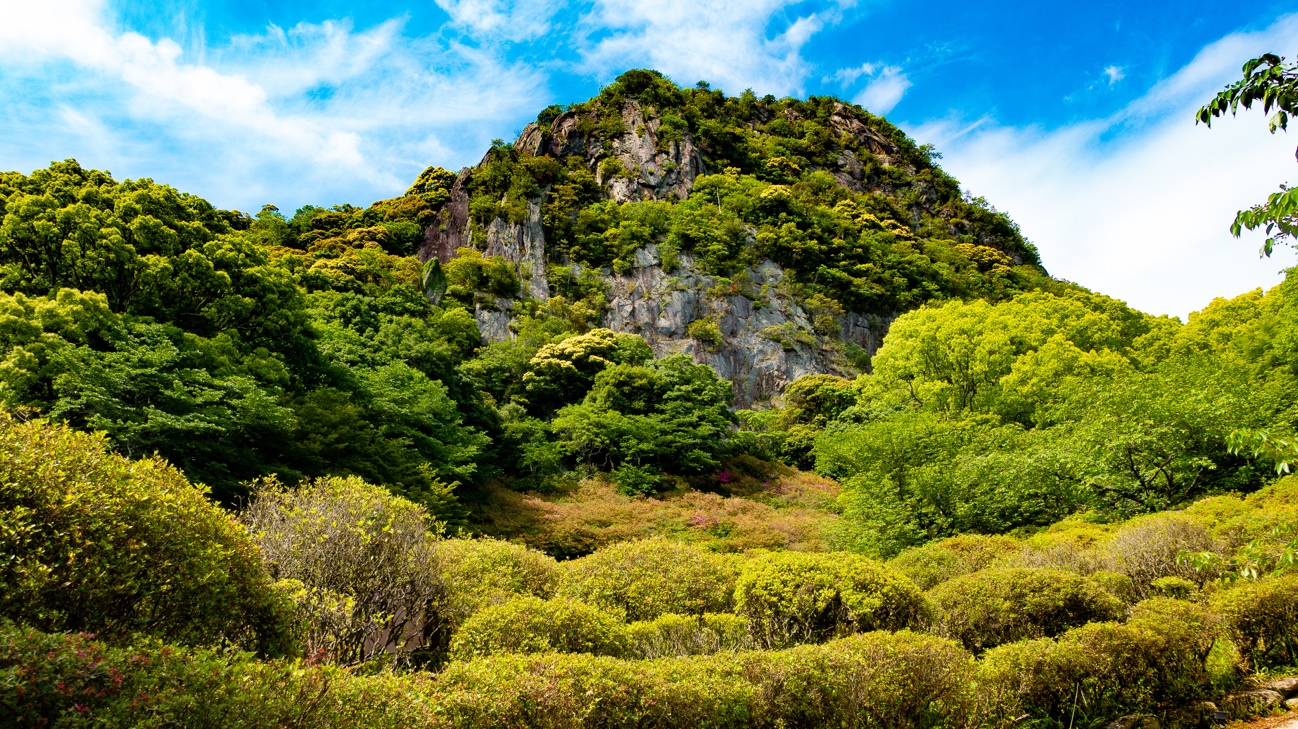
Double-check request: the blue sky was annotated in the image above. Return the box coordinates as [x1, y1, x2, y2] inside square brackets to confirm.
[2, 0, 1298, 317]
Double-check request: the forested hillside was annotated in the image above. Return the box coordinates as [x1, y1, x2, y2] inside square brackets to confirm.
[3, 65, 1298, 728]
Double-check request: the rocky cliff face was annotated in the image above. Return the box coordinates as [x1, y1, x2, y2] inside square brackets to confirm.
[418, 89, 1009, 406]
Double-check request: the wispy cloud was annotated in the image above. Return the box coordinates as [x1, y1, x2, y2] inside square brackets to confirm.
[911, 13, 1298, 319]
[433, 0, 557, 42]
[1103, 65, 1125, 85]
[578, 0, 853, 95]
[853, 66, 910, 113]
[0, 0, 548, 210]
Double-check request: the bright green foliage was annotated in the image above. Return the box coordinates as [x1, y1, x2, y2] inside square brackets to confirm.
[0, 415, 295, 656]
[813, 285, 1289, 555]
[927, 567, 1125, 652]
[442, 247, 519, 304]
[1197, 54, 1298, 255]
[978, 598, 1221, 726]
[242, 476, 446, 667]
[1209, 573, 1298, 669]
[449, 596, 631, 660]
[521, 327, 653, 415]
[733, 551, 927, 648]
[626, 613, 751, 658]
[558, 537, 738, 621]
[437, 537, 562, 629]
[887, 534, 1021, 590]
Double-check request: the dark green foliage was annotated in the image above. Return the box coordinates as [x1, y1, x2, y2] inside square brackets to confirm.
[0, 416, 295, 656]
[927, 567, 1126, 652]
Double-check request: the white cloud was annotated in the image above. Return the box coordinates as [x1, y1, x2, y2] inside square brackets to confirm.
[1103, 65, 1124, 85]
[433, 0, 556, 42]
[579, 0, 852, 95]
[911, 13, 1298, 319]
[853, 65, 909, 113]
[0, 0, 548, 211]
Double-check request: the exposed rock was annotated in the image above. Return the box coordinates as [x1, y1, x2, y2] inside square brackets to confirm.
[1103, 715, 1159, 729]
[1221, 689, 1285, 718]
[417, 97, 925, 405]
[1286, 697, 1298, 711]
[1265, 677, 1298, 698]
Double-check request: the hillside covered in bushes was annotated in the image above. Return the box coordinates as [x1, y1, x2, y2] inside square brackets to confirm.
[3, 66, 1298, 727]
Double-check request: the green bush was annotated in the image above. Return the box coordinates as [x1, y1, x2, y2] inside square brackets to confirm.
[449, 597, 630, 660]
[927, 567, 1125, 652]
[0, 621, 448, 729]
[887, 534, 1020, 590]
[0, 416, 295, 656]
[734, 551, 927, 648]
[432, 630, 972, 729]
[438, 537, 561, 628]
[558, 537, 739, 620]
[1149, 575, 1197, 599]
[243, 476, 445, 667]
[977, 598, 1220, 725]
[742, 630, 974, 729]
[1209, 573, 1298, 670]
[627, 613, 751, 658]
[1103, 513, 1217, 594]
[1085, 570, 1138, 604]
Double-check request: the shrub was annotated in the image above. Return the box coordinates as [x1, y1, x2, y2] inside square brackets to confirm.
[1209, 573, 1298, 670]
[734, 551, 927, 648]
[0, 416, 294, 655]
[927, 568, 1125, 652]
[438, 537, 561, 629]
[0, 621, 449, 729]
[628, 613, 752, 658]
[977, 599, 1220, 725]
[1086, 570, 1138, 604]
[430, 652, 753, 729]
[243, 476, 445, 666]
[1103, 513, 1217, 593]
[449, 597, 630, 660]
[887, 534, 1020, 590]
[1149, 576, 1197, 599]
[559, 537, 739, 620]
[743, 630, 974, 729]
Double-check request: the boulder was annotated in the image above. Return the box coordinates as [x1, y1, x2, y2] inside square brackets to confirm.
[1220, 689, 1285, 718]
[1264, 676, 1298, 698]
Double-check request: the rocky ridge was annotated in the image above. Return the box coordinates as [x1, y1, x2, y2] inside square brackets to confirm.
[418, 93, 1005, 407]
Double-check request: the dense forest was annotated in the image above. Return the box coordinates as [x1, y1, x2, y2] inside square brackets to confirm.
[3, 65, 1298, 728]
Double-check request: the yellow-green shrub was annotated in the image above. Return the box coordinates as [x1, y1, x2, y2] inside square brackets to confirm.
[1102, 513, 1216, 593]
[438, 537, 561, 627]
[1209, 573, 1298, 670]
[449, 597, 630, 660]
[734, 551, 927, 648]
[0, 621, 448, 729]
[927, 568, 1124, 653]
[977, 598, 1219, 725]
[558, 537, 739, 620]
[887, 534, 1020, 590]
[1085, 570, 1137, 604]
[742, 630, 974, 728]
[0, 416, 294, 655]
[627, 613, 751, 658]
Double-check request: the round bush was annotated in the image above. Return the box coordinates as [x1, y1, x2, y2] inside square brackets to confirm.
[1209, 573, 1298, 670]
[928, 567, 1125, 652]
[558, 537, 738, 621]
[438, 537, 561, 626]
[744, 630, 974, 728]
[1102, 513, 1216, 593]
[887, 534, 1021, 590]
[450, 596, 630, 660]
[733, 551, 927, 648]
[978, 600, 1219, 726]
[0, 416, 294, 655]
[627, 612, 751, 659]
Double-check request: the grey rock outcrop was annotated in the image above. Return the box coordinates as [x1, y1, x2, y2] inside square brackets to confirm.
[418, 98, 913, 406]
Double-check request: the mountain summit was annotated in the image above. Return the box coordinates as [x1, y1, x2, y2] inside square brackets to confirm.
[417, 69, 1047, 405]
